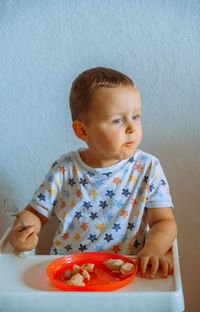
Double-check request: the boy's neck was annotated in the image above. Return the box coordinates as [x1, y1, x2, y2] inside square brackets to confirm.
[79, 149, 120, 168]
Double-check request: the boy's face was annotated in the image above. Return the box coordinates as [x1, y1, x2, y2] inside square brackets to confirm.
[82, 86, 142, 168]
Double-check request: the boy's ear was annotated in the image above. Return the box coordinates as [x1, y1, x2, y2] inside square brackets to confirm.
[72, 120, 88, 142]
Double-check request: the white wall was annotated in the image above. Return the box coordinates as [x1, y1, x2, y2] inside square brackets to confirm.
[0, 1, 199, 310]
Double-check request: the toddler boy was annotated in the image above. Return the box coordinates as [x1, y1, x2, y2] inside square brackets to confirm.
[9, 67, 177, 278]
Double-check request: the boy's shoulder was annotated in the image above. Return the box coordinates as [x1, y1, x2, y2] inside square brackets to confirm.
[134, 149, 160, 164]
[50, 150, 78, 169]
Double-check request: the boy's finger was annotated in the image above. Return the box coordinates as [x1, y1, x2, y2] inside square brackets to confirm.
[149, 258, 159, 279]
[161, 261, 168, 278]
[139, 257, 149, 277]
[18, 226, 37, 241]
[168, 261, 174, 275]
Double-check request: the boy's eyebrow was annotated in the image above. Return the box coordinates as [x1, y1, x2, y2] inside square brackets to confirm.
[107, 109, 141, 117]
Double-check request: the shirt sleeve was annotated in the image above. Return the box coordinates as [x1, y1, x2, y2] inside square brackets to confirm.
[145, 158, 174, 209]
[28, 161, 63, 219]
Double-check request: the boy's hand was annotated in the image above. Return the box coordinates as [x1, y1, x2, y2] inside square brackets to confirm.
[136, 246, 173, 279]
[9, 225, 39, 252]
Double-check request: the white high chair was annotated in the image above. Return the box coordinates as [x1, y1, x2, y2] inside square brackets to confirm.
[0, 198, 185, 312]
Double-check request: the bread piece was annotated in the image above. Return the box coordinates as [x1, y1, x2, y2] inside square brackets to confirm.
[66, 273, 85, 286]
[103, 259, 124, 270]
[120, 263, 134, 276]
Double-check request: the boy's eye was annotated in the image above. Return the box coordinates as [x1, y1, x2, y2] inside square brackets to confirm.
[132, 115, 140, 120]
[113, 119, 122, 124]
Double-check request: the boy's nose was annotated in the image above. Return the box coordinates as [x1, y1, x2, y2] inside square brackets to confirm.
[126, 123, 135, 134]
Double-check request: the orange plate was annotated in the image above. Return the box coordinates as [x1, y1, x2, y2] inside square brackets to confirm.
[46, 252, 137, 291]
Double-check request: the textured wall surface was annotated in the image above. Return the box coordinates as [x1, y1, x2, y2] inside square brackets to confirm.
[0, 1, 200, 310]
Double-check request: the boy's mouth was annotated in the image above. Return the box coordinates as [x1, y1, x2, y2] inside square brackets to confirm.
[121, 142, 134, 148]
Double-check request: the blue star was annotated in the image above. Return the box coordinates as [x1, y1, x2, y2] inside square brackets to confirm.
[95, 245, 104, 252]
[99, 200, 108, 209]
[115, 200, 123, 208]
[128, 156, 135, 163]
[79, 244, 87, 252]
[104, 233, 113, 243]
[112, 223, 121, 232]
[122, 167, 129, 175]
[154, 160, 159, 167]
[38, 193, 46, 201]
[83, 201, 92, 209]
[95, 180, 104, 186]
[103, 172, 112, 178]
[105, 190, 115, 198]
[105, 212, 113, 220]
[87, 172, 95, 177]
[80, 178, 88, 186]
[141, 155, 148, 162]
[161, 179, 166, 187]
[156, 192, 163, 198]
[75, 211, 83, 219]
[149, 184, 155, 192]
[122, 188, 131, 197]
[88, 234, 97, 243]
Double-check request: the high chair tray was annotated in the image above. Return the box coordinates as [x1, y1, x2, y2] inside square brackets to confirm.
[0, 229, 184, 312]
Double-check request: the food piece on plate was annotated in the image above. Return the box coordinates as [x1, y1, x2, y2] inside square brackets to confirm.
[82, 269, 90, 280]
[66, 273, 85, 286]
[63, 269, 72, 279]
[103, 259, 124, 270]
[120, 263, 134, 276]
[72, 264, 80, 274]
[81, 263, 95, 272]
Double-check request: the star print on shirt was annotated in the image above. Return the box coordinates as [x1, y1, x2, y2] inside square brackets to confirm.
[38, 193, 45, 201]
[112, 223, 121, 232]
[143, 176, 149, 183]
[64, 244, 72, 252]
[161, 179, 166, 186]
[122, 188, 131, 197]
[133, 240, 140, 249]
[103, 172, 112, 178]
[80, 178, 88, 186]
[83, 201, 92, 209]
[88, 234, 97, 243]
[99, 200, 108, 209]
[104, 233, 114, 243]
[105, 190, 115, 198]
[68, 178, 76, 187]
[87, 172, 95, 177]
[128, 156, 135, 163]
[127, 222, 135, 230]
[79, 244, 87, 252]
[75, 211, 83, 219]
[90, 212, 98, 220]
[149, 184, 155, 192]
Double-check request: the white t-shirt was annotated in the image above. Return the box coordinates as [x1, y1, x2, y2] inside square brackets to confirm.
[29, 149, 173, 255]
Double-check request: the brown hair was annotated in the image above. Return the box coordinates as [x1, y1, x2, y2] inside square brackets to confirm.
[69, 67, 135, 121]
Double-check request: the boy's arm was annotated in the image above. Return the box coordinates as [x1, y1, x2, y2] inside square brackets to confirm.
[137, 207, 177, 278]
[9, 205, 48, 252]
